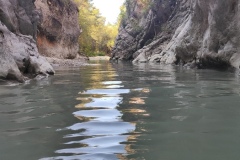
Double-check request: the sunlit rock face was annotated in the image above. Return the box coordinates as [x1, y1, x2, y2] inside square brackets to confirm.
[35, 0, 80, 59]
[112, 0, 240, 69]
[0, 0, 54, 82]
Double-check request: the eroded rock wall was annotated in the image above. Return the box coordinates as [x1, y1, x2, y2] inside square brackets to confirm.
[35, 0, 80, 59]
[112, 0, 240, 69]
[112, 0, 178, 60]
[0, 0, 54, 82]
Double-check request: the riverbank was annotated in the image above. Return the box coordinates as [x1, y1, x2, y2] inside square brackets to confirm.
[88, 56, 110, 61]
[0, 55, 111, 82]
[45, 56, 110, 68]
[45, 57, 89, 68]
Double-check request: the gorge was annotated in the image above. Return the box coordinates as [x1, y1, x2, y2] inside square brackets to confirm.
[1, 0, 240, 82]
[1, 1, 240, 159]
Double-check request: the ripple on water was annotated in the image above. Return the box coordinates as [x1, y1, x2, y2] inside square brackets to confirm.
[102, 81, 122, 85]
[105, 85, 124, 88]
[56, 144, 126, 154]
[73, 109, 122, 121]
[66, 121, 135, 136]
[0, 107, 35, 115]
[40, 153, 120, 160]
[49, 76, 137, 160]
[3, 127, 40, 136]
[83, 96, 122, 108]
[65, 135, 128, 146]
[81, 89, 130, 95]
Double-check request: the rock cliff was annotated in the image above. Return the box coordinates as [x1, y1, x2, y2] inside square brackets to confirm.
[112, 0, 240, 69]
[35, 0, 80, 59]
[0, 0, 54, 82]
[0, 0, 81, 82]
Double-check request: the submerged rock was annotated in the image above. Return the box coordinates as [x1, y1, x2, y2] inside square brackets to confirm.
[35, 0, 81, 59]
[0, 0, 54, 82]
[112, 0, 240, 69]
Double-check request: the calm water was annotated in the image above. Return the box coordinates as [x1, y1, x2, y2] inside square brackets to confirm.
[1, 61, 240, 160]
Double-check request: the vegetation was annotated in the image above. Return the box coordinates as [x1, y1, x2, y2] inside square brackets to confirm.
[118, 2, 127, 27]
[74, 0, 120, 56]
[72, 0, 153, 56]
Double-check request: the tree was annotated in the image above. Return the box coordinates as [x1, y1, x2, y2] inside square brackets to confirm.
[74, 0, 120, 56]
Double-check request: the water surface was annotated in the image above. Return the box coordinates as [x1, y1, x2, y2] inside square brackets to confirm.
[1, 61, 240, 160]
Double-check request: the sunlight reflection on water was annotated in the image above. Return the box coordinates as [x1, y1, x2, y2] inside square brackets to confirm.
[40, 63, 149, 160]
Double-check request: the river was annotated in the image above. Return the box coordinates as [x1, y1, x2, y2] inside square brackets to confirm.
[1, 61, 240, 160]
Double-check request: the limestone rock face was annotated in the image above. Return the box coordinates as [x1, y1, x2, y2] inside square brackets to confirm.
[35, 0, 81, 59]
[112, 0, 240, 69]
[112, 0, 177, 61]
[0, 0, 54, 82]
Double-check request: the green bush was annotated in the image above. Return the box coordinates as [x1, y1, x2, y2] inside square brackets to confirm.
[97, 52, 106, 56]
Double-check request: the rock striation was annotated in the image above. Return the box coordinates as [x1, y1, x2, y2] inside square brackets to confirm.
[112, 0, 240, 69]
[35, 0, 81, 59]
[0, 0, 54, 82]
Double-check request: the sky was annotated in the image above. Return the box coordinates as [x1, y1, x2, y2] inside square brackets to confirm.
[92, 0, 125, 24]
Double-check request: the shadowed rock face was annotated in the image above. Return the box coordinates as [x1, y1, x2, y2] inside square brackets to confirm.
[0, 0, 39, 38]
[0, 0, 54, 82]
[112, 0, 240, 69]
[35, 0, 80, 59]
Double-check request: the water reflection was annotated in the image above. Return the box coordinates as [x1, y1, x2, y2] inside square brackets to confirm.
[119, 63, 240, 159]
[41, 62, 151, 160]
[3, 62, 240, 160]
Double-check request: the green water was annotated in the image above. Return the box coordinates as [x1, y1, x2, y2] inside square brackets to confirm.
[1, 61, 240, 160]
